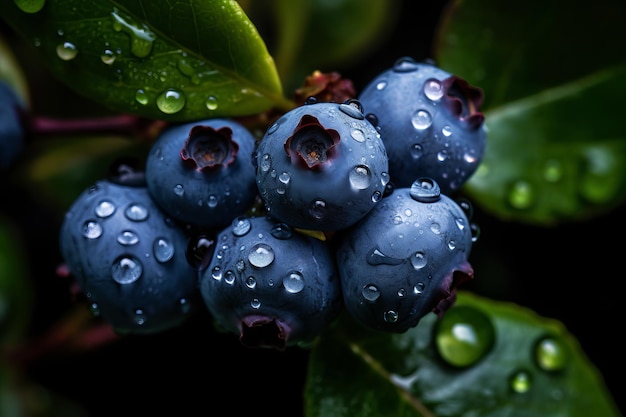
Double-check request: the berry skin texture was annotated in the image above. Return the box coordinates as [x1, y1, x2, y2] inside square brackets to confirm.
[335, 178, 475, 333]
[59, 179, 200, 334]
[145, 118, 258, 230]
[0, 79, 26, 171]
[255, 99, 390, 231]
[199, 215, 343, 350]
[358, 56, 486, 195]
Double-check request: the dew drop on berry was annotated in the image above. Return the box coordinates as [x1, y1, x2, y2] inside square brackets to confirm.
[534, 335, 567, 372]
[211, 266, 222, 281]
[251, 298, 261, 309]
[442, 125, 453, 137]
[56, 42, 78, 60]
[362, 284, 380, 302]
[424, 79, 444, 101]
[339, 100, 364, 119]
[186, 234, 215, 270]
[375, 81, 387, 90]
[153, 238, 174, 263]
[371, 191, 382, 202]
[381, 172, 390, 186]
[384, 310, 399, 323]
[413, 282, 425, 294]
[411, 110, 432, 130]
[308, 199, 327, 220]
[283, 271, 305, 294]
[232, 217, 252, 236]
[133, 309, 146, 326]
[430, 222, 441, 234]
[349, 165, 372, 190]
[350, 128, 366, 142]
[470, 223, 481, 243]
[95, 200, 115, 217]
[410, 252, 427, 270]
[392, 56, 418, 72]
[82, 221, 103, 239]
[366, 247, 404, 266]
[437, 150, 449, 162]
[111, 256, 143, 284]
[248, 243, 274, 268]
[246, 276, 256, 289]
[410, 143, 424, 159]
[117, 230, 139, 246]
[260, 153, 272, 172]
[434, 305, 495, 368]
[173, 184, 184, 197]
[278, 172, 291, 185]
[224, 270, 235, 285]
[125, 204, 149, 221]
[270, 223, 292, 240]
[509, 370, 532, 393]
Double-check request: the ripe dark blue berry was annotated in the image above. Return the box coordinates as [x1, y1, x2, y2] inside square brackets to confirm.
[145, 118, 258, 230]
[358, 57, 486, 194]
[0, 79, 26, 171]
[59, 178, 200, 334]
[335, 178, 475, 333]
[255, 98, 389, 231]
[199, 215, 343, 350]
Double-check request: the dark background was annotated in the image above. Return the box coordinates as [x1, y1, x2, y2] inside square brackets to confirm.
[1, 0, 623, 416]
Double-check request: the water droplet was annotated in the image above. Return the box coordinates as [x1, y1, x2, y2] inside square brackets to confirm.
[283, 271, 305, 293]
[56, 42, 78, 60]
[186, 234, 215, 270]
[251, 298, 261, 309]
[260, 153, 272, 172]
[392, 56, 419, 72]
[101, 49, 116, 65]
[248, 243, 275, 268]
[308, 199, 327, 220]
[89, 302, 100, 316]
[270, 223, 292, 240]
[413, 282, 425, 294]
[384, 310, 399, 323]
[508, 180, 534, 209]
[437, 150, 449, 162]
[442, 125, 453, 137]
[410, 178, 440, 203]
[534, 336, 567, 372]
[339, 100, 364, 119]
[224, 270, 235, 285]
[351, 128, 366, 142]
[349, 165, 372, 190]
[206, 96, 218, 110]
[82, 221, 103, 239]
[362, 284, 380, 302]
[211, 266, 222, 280]
[410, 252, 427, 269]
[430, 222, 441, 234]
[435, 305, 495, 367]
[470, 222, 480, 243]
[232, 217, 252, 236]
[95, 200, 115, 217]
[509, 370, 532, 393]
[14, 0, 46, 13]
[371, 190, 382, 202]
[153, 238, 174, 263]
[117, 230, 139, 245]
[133, 309, 146, 325]
[111, 256, 143, 284]
[410, 143, 424, 159]
[111, 8, 156, 58]
[424, 79, 444, 100]
[125, 203, 149, 221]
[367, 247, 404, 266]
[246, 276, 256, 289]
[157, 88, 185, 114]
[278, 172, 291, 185]
[448, 240, 456, 250]
[376, 80, 387, 90]
[135, 89, 149, 105]
[411, 110, 432, 130]
[173, 184, 184, 196]
[380, 172, 390, 186]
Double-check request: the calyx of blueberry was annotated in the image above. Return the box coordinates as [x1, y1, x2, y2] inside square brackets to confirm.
[284, 115, 340, 169]
[240, 315, 290, 351]
[432, 262, 474, 317]
[442, 75, 485, 130]
[180, 125, 239, 171]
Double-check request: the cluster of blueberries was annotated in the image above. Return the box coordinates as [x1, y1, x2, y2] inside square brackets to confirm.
[57, 57, 487, 350]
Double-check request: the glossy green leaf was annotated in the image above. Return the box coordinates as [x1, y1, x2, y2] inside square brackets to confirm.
[306, 292, 621, 417]
[242, 0, 401, 92]
[0, 0, 292, 121]
[434, 0, 626, 225]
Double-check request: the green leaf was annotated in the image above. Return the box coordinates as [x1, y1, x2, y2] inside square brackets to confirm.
[0, 0, 292, 121]
[306, 292, 621, 417]
[434, 0, 626, 225]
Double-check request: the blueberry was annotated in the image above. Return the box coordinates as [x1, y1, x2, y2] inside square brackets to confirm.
[255, 98, 389, 231]
[0, 79, 26, 171]
[145, 118, 258, 230]
[59, 178, 200, 334]
[199, 215, 343, 350]
[358, 56, 487, 194]
[335, 178, 476, 333]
